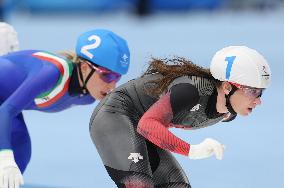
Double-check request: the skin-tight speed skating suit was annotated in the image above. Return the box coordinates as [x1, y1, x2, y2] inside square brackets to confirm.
[90, 74, 233, 188]
[0, 50, 95, 172]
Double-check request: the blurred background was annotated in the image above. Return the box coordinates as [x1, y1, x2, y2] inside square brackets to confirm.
[1, 0, 284, 187]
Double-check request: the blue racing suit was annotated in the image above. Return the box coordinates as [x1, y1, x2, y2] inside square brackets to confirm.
[0, 50, 95, 172]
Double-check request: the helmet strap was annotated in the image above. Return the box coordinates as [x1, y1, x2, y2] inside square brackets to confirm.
[78, 62, 96, 94]
[225, 85, 238, 115]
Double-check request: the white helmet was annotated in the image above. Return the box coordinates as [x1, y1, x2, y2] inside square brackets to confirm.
[210, 46, 271, 89]
[0, 22, 19, 55]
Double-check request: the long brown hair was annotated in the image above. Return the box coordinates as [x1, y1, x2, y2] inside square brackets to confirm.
[142, 57, 220, 96]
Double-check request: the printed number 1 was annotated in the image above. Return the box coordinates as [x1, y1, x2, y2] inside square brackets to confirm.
[225, 56, 236, 80]
[80, 35, 101, 59]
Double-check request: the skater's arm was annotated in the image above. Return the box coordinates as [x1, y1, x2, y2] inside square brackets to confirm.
[138, 83, 200, 156]
[0, 64, 59, 149]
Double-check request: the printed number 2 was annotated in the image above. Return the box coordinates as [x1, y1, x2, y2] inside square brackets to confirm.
[225, 56, 236, 80]
[80, 35, 101, 59]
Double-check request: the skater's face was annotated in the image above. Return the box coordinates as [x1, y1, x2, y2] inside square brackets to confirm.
[79, 61, 120, 100]
[227, 82, 263, 116]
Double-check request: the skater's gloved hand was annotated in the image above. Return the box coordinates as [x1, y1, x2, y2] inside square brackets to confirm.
[0, 150, 24, 188]
[188, 138, 225, 160]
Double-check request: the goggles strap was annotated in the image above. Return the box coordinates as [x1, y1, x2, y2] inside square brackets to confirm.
[78, 62, 95, 95]
[225, 85, 238, 115]
[84, 69, 96, 90]
[68, 63, 85, 96]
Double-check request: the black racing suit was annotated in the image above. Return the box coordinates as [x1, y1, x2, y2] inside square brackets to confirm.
[90, 74, 231, 188]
